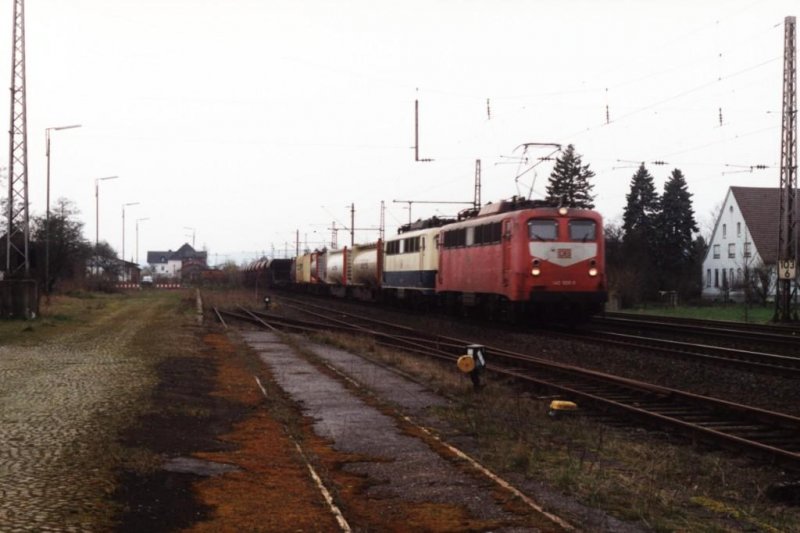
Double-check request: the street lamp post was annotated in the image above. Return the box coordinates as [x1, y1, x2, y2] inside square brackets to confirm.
[122, 202, 140, 265]
[136, 218, 149, 266]
[44, 124, 81, 299]
[95, 176, 119, 249]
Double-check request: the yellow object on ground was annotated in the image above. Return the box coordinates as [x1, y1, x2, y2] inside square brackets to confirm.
[457, 355, 475, 373]
[548, 400, 578, 412]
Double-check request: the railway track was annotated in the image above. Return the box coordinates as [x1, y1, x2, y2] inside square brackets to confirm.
[595, 312, 800, 351]
[215, 297, 800, 471]
[551, 328, 800, 378]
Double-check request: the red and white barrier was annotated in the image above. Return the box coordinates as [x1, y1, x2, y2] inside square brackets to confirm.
[115, 283, 183, 290]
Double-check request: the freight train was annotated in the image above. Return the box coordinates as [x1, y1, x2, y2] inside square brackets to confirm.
[247, 197, 607, 321]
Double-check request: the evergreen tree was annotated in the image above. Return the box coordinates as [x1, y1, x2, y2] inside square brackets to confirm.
[657, 168, 699, 294]
[658, 168, 698, 264]
[622, 163, 659, 236]
[621, 164, 660, 303]
[545, 144, 596, 209]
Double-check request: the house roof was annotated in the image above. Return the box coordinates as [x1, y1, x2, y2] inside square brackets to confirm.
[87, 256, 141, 269]
[730, 186, 798, 264]
[147, 243, 207, 264]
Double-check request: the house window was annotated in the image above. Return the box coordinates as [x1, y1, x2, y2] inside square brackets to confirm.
[706, 269, 711, 287]
[744, 242, 751, 258]
[729, 268, 734, 285]
[728, 243, 735, 258]
[714, 269, 719, 288]
[722, 269, 728, 287]
[737, 268, 742, 284]
[722, 224, 726, 238]
[713, 244, 720, 259]
[737, 222, 741, 237]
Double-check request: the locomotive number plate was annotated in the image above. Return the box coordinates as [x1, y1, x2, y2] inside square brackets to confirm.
[557, 248, 572, 259]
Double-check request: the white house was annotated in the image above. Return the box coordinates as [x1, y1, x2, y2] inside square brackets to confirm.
[702, 186, 797, 301]
[147, 243, 208, 280]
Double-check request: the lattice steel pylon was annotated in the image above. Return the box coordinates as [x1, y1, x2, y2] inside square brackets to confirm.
[5, 0, 30, 277]
[775, 16, 798, 322]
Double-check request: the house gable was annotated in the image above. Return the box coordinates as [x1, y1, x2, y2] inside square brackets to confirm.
[702, 187, 763, 297]
[729, 186, 792, 265]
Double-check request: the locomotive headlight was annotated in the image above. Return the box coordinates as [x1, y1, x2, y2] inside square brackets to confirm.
[588, 267, 598, 277]
[558, 207, 568, 216]
[531, 258, 541, 276]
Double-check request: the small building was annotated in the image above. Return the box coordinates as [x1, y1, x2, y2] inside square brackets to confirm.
[86, 256, 141, 283]
[147, 243, 208, 280]
[702, 186, 797, 302]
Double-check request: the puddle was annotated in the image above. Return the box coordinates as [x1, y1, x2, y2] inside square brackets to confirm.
[163, 457, 239, 477]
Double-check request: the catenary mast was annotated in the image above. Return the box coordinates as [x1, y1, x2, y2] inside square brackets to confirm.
[5, 0, 30, 276]
[775, 16, 797, 322]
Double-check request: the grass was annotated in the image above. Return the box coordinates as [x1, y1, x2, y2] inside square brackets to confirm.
[617, 303, 777, 324]
[309, 329, 800, 532]
[0, 290, 199, 345]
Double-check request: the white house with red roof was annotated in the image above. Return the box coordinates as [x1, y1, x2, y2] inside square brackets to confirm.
[702, 186, 797, 301]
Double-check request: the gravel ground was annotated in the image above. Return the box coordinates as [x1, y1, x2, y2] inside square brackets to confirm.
[0, 297, 161, 531]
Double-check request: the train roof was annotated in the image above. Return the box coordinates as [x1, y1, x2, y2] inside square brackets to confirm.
[442, 204, 603, 230]
[397, 216, 454, 234]
[471, 197, 556, 218]
[386, 224, 445, 241]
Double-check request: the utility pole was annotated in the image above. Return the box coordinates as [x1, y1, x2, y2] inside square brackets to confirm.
[332, 204, 381, 245]
[413, 93, 433, 163]
[184, 226, 196, 248]
[121, 202, 139, 263]
[379, 200, 385, 241]
[474, 159, 482, 210]
[350, 203, 355, 247]
[5, 0, 29, 276]
[775, 15, 798, 322]
[329, 221, 338, 249]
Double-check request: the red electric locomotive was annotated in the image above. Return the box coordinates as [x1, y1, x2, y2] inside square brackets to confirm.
[436, 197, 606, 321]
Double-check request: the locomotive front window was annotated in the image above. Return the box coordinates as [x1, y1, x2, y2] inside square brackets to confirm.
[528, 219, 558, 241]
[568, 220, 596, 242]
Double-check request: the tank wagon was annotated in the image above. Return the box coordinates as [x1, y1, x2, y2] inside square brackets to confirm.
[325, 242, 382, 300]
[243, 258, 294, 288]
[271, 197, 607, 322]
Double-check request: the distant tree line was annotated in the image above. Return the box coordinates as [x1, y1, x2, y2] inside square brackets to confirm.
[545, 146, 705, 307]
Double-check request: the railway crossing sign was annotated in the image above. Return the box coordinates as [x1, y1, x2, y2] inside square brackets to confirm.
[779, 259, 796, 280]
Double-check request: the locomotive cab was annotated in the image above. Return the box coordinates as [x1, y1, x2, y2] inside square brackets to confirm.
[526, 208, 607, 319]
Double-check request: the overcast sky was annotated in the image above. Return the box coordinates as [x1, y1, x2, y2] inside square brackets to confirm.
[1, 0, 796, 265]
